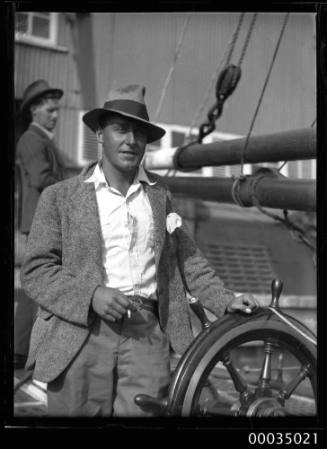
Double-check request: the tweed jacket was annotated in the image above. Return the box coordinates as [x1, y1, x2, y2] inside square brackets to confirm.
[16, 123, 63, 234]
[21, 162, 235, 383]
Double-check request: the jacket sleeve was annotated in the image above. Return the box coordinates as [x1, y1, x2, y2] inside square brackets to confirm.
[17, 134, 62, 191]
[167, 192, 235, 319]
[20, 186, 100, 327]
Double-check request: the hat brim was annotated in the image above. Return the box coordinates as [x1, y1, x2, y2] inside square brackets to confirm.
[20, 88, 64, 113]
[82, 108, 166, 143]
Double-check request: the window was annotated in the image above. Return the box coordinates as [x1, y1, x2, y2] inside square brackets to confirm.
[77, 111, 102, 166]
[171, 131, 186, 148]
[145, 123, 243, 177]
[15, 12, 58, 47]
[146, 138, 161, 153]
[286, 160, 316, 180]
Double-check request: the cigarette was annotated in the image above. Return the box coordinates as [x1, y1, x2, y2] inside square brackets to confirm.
[127, 309, 131, 319]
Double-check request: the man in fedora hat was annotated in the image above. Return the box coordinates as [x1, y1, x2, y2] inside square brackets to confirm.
[21, 84, 259, 416]
[15, 80, 64, 370]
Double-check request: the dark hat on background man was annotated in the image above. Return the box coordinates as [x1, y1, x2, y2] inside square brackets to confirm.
[20, 79, 64, 113]
[82, 84, 166, 143]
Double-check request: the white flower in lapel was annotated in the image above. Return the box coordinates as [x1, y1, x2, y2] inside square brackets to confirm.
[166, 212, 182, 234]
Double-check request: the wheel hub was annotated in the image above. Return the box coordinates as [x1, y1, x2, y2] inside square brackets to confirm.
[245, 397, 287, 417]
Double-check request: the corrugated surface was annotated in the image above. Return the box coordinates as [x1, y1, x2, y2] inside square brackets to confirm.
[202, 242, 277, 293]
[15, 13, 84, 162]
[15, 15, 81, 109]
[197, 210, 316, 296]
[55, 107, 79, 165]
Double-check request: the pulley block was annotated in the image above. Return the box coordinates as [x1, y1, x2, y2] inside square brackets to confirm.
[216, 64, 242, 102]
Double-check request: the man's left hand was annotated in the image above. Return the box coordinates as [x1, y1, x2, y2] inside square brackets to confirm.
[226, 294, 260, 314]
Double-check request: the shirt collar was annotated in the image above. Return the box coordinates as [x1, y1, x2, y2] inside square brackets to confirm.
[84, 163, 106, 187]
[32, 122, 54, 140]
[84, 162, 157, 188]
[137, 164, 157, 186]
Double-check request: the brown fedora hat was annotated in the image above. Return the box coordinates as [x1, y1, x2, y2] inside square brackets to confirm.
[20, 79, 63, 113]
[82, 84, 166, 143]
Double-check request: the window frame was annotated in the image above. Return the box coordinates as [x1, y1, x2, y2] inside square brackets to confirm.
[15, 12, 60, 49]
[146, 122, 244, 177]
[77, 110, 102, 167]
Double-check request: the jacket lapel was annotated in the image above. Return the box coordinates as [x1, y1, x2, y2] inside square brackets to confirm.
[145, 183, 167, 269]
[68, 176, 103, 270]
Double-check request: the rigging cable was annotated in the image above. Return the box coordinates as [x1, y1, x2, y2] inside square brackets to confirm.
[153, 15, 191, 177]
[185, 13, 246, 141]
[231, 14, 290, 212]
[230, 14, 316, 257]
[186, 13, 257, 143]
[169, 13, 257, 178]
[239, 12, 290, 175]
[267, 307, 317, 346]
[237, 12, 258, 66]
[154, 15, 191, 122]
[278, 117, 316, 172]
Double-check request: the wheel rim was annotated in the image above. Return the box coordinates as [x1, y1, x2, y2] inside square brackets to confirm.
[185, 329, 316, 417]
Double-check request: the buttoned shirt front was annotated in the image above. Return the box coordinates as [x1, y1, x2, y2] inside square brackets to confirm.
[85, 163, 157, 299]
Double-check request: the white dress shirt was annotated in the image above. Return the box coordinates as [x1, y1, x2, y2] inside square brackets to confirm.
[85, 163, 158, 299]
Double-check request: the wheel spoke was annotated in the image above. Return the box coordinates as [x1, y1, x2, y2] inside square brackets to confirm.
[205, 378, 221, 401]
[256, 338, 277, 395]
[278, 363, 312, 402]
[276, 351, 284, 383]
[221, 351, 248, 394]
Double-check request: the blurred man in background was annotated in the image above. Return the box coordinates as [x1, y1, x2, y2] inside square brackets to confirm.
[15, 79, 64, 369]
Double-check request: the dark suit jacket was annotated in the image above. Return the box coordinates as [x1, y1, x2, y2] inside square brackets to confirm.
[16, 123, 63, 234]
[21, 162, 235, 383]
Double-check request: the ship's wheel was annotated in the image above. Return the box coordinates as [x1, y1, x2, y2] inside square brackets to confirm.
[135, 280, 317, 417]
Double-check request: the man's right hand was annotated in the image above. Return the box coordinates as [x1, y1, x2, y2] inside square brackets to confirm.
[91, 286, 131, 321]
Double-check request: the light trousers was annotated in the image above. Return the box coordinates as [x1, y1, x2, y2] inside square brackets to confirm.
[47, 308, 171, 417]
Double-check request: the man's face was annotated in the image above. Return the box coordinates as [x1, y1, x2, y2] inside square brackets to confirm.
[31, 98, 60, 131]
[98, 114, 147, 175]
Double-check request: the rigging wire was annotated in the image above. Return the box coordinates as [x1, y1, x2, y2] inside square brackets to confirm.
[154, 15, 191, 122]
[237, 12, 258, 66]
[186, 13, 257, 142]
[267, 307, 317, 346]
[239, 13, 290, 175]
[252, 201, 316, 253]
[167, 13, 257, 178]
[278, 117, 316, 172]
[230, 14, 315, 260]
[185, 13, 245, 142]
[278, 160, 287, 171]
[153, 15, 190, 178]
[225, 13, 246, 66]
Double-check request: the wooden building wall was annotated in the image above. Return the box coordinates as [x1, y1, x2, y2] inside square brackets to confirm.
[14, 13, 94, 166]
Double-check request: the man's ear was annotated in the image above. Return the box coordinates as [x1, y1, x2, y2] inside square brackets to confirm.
[96, 129, 104, 144]
[29, 104, 39, 116]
